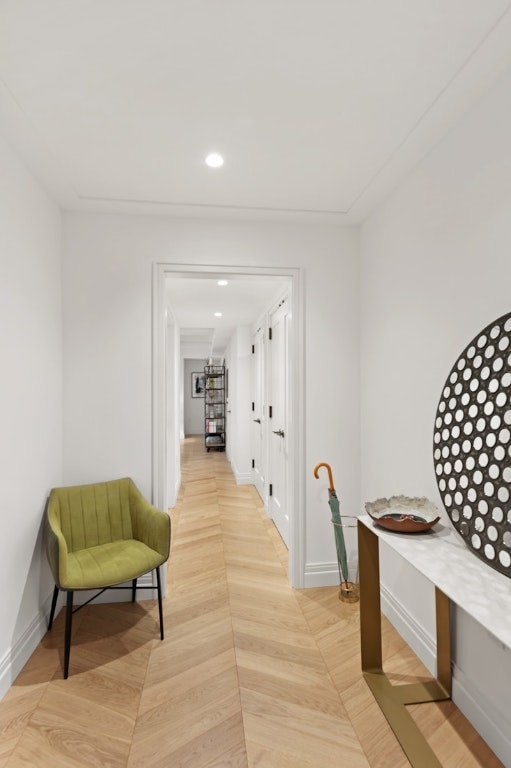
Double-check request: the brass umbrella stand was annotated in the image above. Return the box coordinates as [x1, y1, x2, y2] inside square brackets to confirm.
[314, 462, 359, 602]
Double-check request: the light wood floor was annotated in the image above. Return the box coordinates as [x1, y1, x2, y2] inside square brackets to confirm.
[0, 436, 503, 767]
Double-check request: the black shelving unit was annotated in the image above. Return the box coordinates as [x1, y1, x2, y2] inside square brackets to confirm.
[204, 365, 226, 451]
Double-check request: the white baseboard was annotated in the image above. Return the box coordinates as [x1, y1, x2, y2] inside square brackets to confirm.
[0, 593, 53, 701]
[231, 463, 253, 485]
[73, 573, 157, 606]
[452, 667, 511, 766]
[303, 555, 360, 588]
[303, 561, 341, 588]
[380, 585, 511, 766]
[380, 583, 437, 673]
[173, 471, 181, 507]
[0, 574, 159, 702]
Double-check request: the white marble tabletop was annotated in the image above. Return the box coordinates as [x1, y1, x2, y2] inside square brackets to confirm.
[359, 514, 511, 648]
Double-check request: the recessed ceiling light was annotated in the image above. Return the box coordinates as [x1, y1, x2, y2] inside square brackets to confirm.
[214, 312, 223, 317]
[205, 152, 224, 168]
[217, 279, 228, 286]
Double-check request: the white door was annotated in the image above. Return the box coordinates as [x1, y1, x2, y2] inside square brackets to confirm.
[251, 326, 265, 500]
[268, 296, 290, 547]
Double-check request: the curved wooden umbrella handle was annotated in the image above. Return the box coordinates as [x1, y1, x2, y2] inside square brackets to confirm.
[313, 462, 335, 490]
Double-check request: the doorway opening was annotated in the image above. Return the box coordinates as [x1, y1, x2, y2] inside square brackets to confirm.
[152, 262, 305, 587]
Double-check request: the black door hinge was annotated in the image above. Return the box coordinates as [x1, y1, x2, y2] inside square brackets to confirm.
[252, 459, 255, 469]
[269, 405, 273, 418]
[252, 344, 255, 353]
[269, 484, 273, 496]
[269, 327, 272, 341]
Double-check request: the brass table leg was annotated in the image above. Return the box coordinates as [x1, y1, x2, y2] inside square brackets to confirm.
[358, 521, 451, 768]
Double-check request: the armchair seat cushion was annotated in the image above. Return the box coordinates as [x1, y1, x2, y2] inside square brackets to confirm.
[65, 539, 165, 591]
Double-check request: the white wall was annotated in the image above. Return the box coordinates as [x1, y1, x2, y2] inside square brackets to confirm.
[61, 213, 360, 584]
[0, 131, 63, 696]
[360, 64, 511, 764]
[226, 326, 252, 484]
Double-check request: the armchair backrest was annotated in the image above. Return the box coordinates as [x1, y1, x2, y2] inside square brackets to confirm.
[48, 477, 135, 553]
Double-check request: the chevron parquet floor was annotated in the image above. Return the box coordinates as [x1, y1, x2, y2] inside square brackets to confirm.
[0, 436, 503, 767]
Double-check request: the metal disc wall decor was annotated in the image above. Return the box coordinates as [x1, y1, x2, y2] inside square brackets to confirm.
[433, 310, 511, 578]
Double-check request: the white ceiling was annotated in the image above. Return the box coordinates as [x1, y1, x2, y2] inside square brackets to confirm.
[3, 2, 511, 351]
[166, 275, 288, 358]
[2, 1, 511, 223]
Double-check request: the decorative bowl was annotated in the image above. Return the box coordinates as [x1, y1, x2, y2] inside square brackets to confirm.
[365, 495, 440, 533]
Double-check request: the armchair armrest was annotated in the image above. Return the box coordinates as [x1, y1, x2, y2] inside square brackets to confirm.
[45, 501, 70, 589]
[128, 481, 171, 561]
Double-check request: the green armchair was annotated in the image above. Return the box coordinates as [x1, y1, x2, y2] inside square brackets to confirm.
[45, 477, 171, 678]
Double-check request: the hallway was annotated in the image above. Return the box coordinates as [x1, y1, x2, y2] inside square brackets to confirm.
[155, 437, 369, 767]
[0, 437, 502, 767]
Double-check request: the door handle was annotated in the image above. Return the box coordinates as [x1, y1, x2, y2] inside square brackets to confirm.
[272, 429, 285, 437]
[253, 418, 261, 424]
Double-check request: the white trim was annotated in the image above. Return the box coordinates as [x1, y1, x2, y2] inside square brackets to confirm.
[0, 595, 53, 700]
[152, 262, 305, 588]
[380, 584, 436, 672]
[152, 264, 167, 512]
[452, 667, 511, 767]
[289, 265, 305, 588]
[0, 578, 160, 701]
[232, 466, 253, 485]
[303, 561, 341, 588]
[174, 470, 181, 504]
[380, 587, 511, 767]
[73, 573, 158, 605]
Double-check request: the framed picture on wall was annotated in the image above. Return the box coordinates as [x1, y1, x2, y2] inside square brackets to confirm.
[191, 372, 205, 398]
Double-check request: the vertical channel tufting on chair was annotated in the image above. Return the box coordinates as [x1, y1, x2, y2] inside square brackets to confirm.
[45, 477, 170, 678]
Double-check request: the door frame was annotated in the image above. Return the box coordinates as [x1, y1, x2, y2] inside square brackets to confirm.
[250, 324, 266, 502]
[152, 261, 305, 587]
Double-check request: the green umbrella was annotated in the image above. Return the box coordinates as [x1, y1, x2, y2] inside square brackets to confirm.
[327, 487, 349, 586]
[314, 462, 349, 586]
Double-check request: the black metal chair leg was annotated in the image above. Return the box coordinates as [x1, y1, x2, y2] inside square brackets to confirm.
[132, 578, 137, 602]
[48, 585, 59, 630]
[156, 567, 164, 640]
[64, 591, 74, 679]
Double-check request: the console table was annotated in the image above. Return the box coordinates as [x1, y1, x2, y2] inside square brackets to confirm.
[358, 514, 511, 768]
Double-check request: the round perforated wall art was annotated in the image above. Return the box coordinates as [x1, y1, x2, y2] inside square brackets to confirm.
[433, 311, 511, 578]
